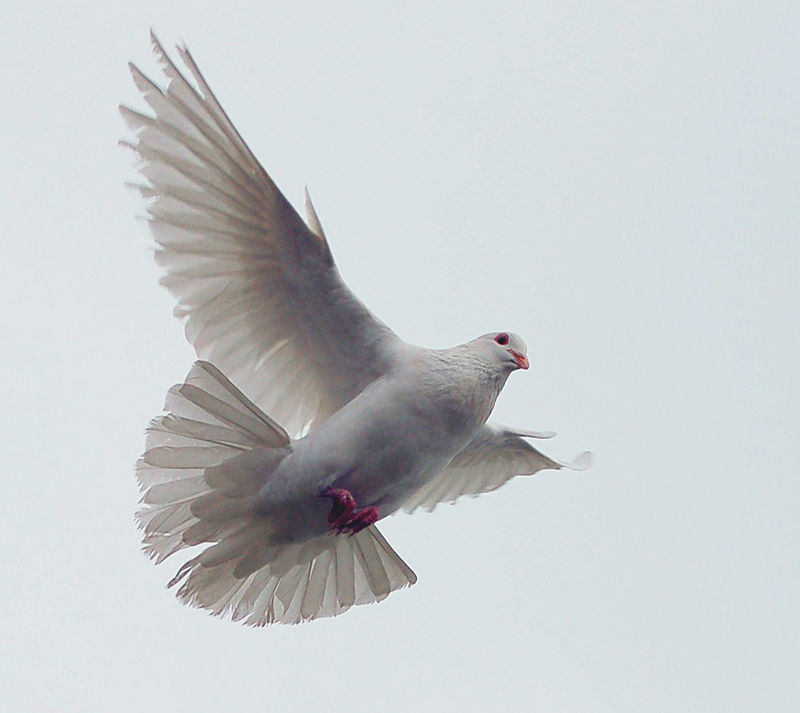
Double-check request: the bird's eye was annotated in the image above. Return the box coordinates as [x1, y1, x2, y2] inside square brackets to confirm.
[495, 333, 509, 346]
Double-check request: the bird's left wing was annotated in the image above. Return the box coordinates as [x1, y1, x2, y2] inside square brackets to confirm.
[402, 423, 591, 514]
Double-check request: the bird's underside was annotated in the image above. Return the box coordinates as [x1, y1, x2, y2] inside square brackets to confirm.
[125, 33, 590, 625]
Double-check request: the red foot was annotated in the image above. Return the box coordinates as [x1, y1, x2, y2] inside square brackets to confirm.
[320, 487, 380, 535]
[320, 487, 355, 527]
[343, 507, 379, 534]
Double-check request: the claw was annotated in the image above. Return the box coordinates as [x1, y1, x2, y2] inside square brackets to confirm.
[342, 507, 379, 534]
[319, 487, 380, 534]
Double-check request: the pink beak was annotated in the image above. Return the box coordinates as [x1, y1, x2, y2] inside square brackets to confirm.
[509, 349, 529, 370]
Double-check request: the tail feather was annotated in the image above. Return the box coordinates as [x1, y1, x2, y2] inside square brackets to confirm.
[136, 360, 416, 624]
[171, 527, 417, 626]
[182, 515, 255, 547]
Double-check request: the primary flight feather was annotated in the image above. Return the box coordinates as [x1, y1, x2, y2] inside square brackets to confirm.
[123, 33, 589, 625]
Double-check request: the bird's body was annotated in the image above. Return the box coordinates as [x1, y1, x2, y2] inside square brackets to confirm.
[256, 339, 516, 543]
[124, 34, 589, 625]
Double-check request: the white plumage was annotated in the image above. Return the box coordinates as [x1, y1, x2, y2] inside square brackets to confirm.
[124, 33, 589, 625]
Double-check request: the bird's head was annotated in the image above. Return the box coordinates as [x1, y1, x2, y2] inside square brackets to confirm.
[475, 331, 529, 372]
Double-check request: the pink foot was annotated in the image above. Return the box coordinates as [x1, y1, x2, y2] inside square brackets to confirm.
[320, 487, 380, 535]
[320, 487, 355, 528]
[342, 506, 379, 534]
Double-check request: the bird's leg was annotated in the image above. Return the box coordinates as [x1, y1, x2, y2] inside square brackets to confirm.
[320, 487, 355, 528]
[319, 487, 380, 535]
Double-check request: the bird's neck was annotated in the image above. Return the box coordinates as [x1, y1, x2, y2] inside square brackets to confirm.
[424, 349, 510, 427]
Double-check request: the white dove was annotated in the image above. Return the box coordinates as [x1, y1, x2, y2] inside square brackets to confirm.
[123, 34, 590, 626]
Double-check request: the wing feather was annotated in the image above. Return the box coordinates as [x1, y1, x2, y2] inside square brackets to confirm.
[123, 33, 401, 435]
[403, 422, 591, 513]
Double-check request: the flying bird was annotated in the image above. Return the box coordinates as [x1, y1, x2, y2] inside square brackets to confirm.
[122, 33, 590, 626]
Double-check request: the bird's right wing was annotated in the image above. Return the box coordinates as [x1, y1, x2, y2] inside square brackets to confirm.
[402, 423, 591, 513]
[122, 33, 401, 435]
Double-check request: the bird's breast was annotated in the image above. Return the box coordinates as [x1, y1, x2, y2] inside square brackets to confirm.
[268, 367, 501, 520]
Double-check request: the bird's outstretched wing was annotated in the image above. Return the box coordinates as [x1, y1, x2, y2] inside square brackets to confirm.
[402, 423, 591, 513]
[121, 33, 400, 435]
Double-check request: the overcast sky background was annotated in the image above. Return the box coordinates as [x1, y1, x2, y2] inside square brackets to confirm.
[2, 2, 798, 711]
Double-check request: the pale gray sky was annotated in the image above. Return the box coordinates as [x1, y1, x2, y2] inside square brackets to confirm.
[2, 1, 798, 711]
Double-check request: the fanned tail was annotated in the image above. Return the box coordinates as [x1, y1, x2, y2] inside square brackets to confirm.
[136, 361, 416, 625]
[169, 525, 417, 626]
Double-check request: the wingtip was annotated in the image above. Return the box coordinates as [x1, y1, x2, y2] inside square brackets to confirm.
[149, 28, 164, 54]
[127, 62, 159, 94]
[522, 429, 557, 440]
[566, 451, 593, 471]
[496, 423, 557, 440]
